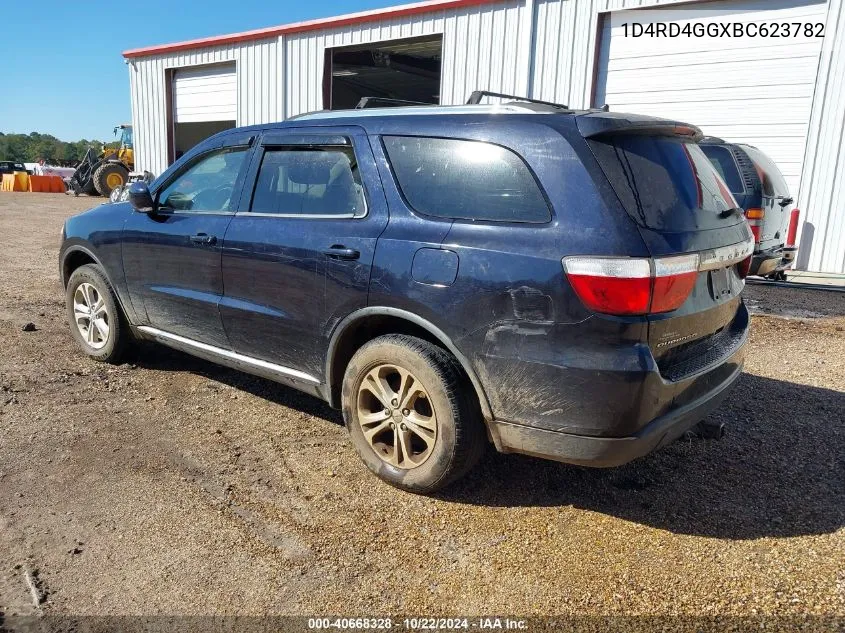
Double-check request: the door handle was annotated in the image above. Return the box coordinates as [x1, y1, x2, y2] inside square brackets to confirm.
[323, 245, 360, 260]
[190, 233, 217, 245]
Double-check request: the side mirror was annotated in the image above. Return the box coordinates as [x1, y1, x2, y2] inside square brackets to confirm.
[128, 181, 155, 213]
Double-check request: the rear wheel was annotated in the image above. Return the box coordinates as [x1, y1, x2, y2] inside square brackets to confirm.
[93, 163, 128, 197]
[65, 264, 129, 363]
[342, 335, 485, 494]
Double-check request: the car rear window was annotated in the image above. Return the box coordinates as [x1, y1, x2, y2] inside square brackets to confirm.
[382, 136, 551, 223]
[588, 135, 741, 232]
[700, 145, 745, 195]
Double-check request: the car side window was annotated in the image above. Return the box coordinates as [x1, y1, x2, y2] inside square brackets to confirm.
[157, 147, 249, 213]
[700, 145, 744, 195]
[382, 135, 551, 223]
[250, 146, 366, 217]
[742, 145, 789, 198]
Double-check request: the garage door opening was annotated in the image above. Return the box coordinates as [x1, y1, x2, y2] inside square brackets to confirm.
[593, 0, 827, 198]
[325, 35, 442, 110]
[170, 64, 237, 162]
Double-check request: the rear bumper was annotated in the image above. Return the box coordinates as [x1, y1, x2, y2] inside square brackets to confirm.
[488, 355, 742, 466]
[483, 308, 748, 467]
[751, 246, 797, 277]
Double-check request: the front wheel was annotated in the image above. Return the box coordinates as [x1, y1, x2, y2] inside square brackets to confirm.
[342, 335, 486, 494]
[65, 264, 129, 363]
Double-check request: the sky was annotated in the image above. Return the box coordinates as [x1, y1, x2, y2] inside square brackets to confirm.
[0, 0, 399, 142]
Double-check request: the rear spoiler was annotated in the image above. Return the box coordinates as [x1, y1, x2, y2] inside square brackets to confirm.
[576, 113, 704, 142]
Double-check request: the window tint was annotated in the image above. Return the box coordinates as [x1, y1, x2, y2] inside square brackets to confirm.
[382, 136, 551, 223]
[158, 147, 248, 212]
[700, 145, 745, 195]
[250, 146, 366, 217]
[588, 135, 740, 232]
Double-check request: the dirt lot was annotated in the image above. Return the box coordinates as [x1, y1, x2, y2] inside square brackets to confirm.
[0, 193, 843, 625]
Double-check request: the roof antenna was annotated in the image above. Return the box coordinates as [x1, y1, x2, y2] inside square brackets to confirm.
[601, 104, 610, 112]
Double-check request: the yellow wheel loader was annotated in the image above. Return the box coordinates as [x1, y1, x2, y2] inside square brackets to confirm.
[69, 125, 134, 197]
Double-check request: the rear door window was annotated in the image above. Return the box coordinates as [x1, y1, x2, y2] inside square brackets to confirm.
[700, 145, 745, 195]
[250, 146, 366, 217]
[588, 135, 741, 232]
[382, 136, 551, 223]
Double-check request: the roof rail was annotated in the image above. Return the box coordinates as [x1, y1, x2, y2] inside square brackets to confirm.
[466, 90, 569, 109]
[355, 97, 434, 109]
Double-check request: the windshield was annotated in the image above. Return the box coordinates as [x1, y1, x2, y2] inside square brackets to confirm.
[120, 127, 133, 149]
[588, 135, 741, 232]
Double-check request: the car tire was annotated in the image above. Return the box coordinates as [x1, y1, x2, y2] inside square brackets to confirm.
[65, 264, 129, 363]
[93, 163, 128, 197]
[342, 334, 486, 494]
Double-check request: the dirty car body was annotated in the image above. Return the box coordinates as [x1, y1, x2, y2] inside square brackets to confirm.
[60, 103, 753, 486]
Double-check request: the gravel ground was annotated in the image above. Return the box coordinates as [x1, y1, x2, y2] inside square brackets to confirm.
[0, 193, 843, 627]
[744, 282, 845, 319]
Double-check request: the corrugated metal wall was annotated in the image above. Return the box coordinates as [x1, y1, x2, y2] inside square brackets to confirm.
[128, 0, 845, 273]
[284, 0, 529, 116]
[128, 39, 281, 176]
[796, 0, 845, 273]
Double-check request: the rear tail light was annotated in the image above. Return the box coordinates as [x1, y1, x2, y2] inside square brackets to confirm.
[745, 208, 764, 243]
[563, 254, 699, 316]
[651, 255, 700, 313]
[737, 256, 752, 279]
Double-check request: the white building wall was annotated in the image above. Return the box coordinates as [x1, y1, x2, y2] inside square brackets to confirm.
[796, 0, 845, 273]
[127, 0, 845, 273]
[128, 38, 281, 176]
[284, 0, 529, 116]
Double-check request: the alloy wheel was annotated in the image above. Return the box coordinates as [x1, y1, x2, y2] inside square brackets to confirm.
[73, 282, 109, 349]
[356, 364, 437, 469]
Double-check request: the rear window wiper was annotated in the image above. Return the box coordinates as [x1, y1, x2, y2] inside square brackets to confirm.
[718, 207, 743, 219]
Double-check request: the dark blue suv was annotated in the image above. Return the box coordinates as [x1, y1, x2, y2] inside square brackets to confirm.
[60, 100, 753, 493]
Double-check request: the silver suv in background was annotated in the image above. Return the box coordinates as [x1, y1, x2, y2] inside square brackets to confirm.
[700, 138, 796, 279]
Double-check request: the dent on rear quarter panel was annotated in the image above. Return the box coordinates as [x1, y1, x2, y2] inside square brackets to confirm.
[364, 115, 652, 435]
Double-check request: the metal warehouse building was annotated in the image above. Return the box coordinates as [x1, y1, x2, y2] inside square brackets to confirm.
[123, 0, 845, 274]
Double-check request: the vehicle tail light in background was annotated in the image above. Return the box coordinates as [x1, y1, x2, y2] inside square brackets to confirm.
[563, 254, 699, 316]
[745, 208, 764, 243]
[786, 208, 800, 247]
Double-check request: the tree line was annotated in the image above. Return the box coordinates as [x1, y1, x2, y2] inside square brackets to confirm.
[0, 132, 119, 165]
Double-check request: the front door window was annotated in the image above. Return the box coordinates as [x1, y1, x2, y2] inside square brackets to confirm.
[157, 147, 249, 212]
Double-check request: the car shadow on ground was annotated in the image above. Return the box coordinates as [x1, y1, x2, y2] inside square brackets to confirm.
[445, 373, 845, 540]
[130, 342, 343, 424]
[130, 344, 843, 540]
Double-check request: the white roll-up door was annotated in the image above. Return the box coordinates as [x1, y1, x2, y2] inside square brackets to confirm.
[173, 64, 237, 124]
[594, 0, 827, 197]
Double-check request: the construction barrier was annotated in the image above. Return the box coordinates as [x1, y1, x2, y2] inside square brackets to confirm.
[28, 175, 66, 193]
[1, 172, 30, 192]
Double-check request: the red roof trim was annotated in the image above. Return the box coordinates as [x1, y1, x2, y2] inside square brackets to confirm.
[123, 0, 498, 58]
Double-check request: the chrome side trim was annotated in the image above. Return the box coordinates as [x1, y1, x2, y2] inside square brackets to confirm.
[136, 326, 321, 385]
[699, 237, 755, 271]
